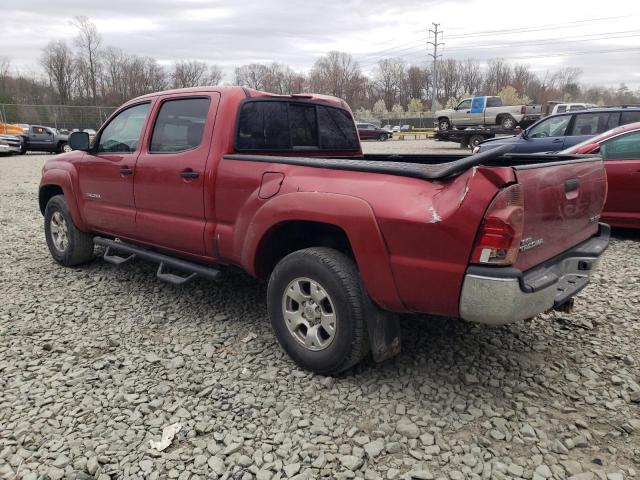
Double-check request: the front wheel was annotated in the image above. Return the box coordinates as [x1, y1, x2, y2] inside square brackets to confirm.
[438, 118, 451, 130]
[267, 247, 370, 375]
[44, 195, 95, 266]
[468, 134, 485, 148]
[378, 133, 388, 141]
[58, 142, 72, 154]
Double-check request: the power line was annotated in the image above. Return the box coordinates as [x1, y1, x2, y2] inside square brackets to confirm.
[356, 15, 638, 67]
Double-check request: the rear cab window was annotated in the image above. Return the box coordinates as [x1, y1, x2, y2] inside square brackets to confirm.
[235, 100, 359, 152]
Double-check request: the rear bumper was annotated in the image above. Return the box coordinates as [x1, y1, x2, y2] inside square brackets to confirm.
[459, 223, 610, 325]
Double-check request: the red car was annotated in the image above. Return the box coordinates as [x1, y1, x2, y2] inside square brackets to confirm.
[562, 121, 640, 228]
[39, 86, 609, 374]
[357, 122, 390, 141]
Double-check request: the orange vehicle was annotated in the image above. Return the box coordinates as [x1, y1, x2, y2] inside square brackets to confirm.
[0, 123, 24, 135]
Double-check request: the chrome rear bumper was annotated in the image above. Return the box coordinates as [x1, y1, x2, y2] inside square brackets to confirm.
[459, 224, 610, 325]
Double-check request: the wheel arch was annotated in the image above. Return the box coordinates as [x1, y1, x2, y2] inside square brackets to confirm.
[240, 192, 405, 311]
[39, 168, 87, 231]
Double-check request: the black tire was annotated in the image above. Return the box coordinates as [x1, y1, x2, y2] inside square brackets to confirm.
[57, 142, 70, 154]
[469, 134, 485, 148]
[378, 133, 388, 141]
[267, 247, 370, 375]
[500, 115, 516, 130]
[44, 195, 95, 266]
[438, 118, 451, 130]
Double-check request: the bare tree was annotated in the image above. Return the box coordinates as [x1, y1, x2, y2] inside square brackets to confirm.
[439, 58, 463, 103]
[309, 51, 364, 107]
[459, 59, 482, 96]
[171, 60, 210, 88]
[405, 65, 430, 104]
[234, 64, 270, 90]
[0, 56, 11, 97]
[72, 16, 102, 104]
[41, 40, 76, 104]
[484, 58, 512, 94]
[207, 65, 223, 86]
[373, 58, 406, 109]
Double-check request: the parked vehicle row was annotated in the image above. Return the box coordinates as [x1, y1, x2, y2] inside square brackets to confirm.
[475, 107, 640, 154]
[39, 86, 609, 374]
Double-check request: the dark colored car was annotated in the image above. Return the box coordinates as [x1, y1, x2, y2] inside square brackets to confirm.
[357, 123, 390, 141]
[562, 121, 640, 229]
[476, 108, 640, 154]
[21, 125, 70, 154]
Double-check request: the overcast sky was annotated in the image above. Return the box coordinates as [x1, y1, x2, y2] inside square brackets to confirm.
[2, 0, 640, 88]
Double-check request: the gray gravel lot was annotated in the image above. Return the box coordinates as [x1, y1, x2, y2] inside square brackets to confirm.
[1, 152, 639, 480]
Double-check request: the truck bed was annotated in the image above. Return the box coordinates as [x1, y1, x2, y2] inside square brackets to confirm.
[224, 146, 600, 181]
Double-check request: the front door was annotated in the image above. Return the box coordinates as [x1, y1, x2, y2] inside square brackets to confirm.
[77, 102, 152, 236]
[452, 99, 473, 126]
[133, 93, 220, 256]
[519, 114, 572, 152]
[29, 126, 53, 149]
[599, 130, 640, 224]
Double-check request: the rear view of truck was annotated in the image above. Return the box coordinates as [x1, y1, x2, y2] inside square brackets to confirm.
[459, 155, 608, 324]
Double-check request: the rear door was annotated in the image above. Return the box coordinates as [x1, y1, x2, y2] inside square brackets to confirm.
[564, 111, 619, 150]
[512, 158, 607, 271]
[133, 93, 220, 256]
[520, 114, 572, 152]
[599, 130, 640, 225]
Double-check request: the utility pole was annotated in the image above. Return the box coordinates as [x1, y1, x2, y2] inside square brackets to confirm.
[427, 23, 444, 112]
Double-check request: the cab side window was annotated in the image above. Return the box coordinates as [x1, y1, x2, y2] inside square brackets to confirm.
[150, 98, 211, 153]
[98, 103, 150, 153]
[457, 100, 472, 110]
[569, 112, 616, 136]
[600, 131, 640, 160]
[528, 115, 571, 138]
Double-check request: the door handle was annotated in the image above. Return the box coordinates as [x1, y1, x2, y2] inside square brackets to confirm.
[552, 139, 562, 143]
[180, 170, 199, 179]
[120, 167, 134, 175]
[466, 110, 471, 113]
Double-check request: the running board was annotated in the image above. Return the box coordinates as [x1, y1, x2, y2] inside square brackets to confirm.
[94, 237, 222, 285]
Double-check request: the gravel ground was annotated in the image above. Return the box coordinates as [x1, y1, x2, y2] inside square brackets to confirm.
[361, 138, 465, 154]
[1, 153, 639, 480]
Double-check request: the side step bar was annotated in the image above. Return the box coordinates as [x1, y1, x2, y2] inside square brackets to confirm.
[94, 237, 222, 285]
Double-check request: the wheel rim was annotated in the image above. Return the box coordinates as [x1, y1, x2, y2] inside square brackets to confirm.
[440, 121, 449, 130]
[50, 211, 69, 252]
[503, 118, 515, 129]
[282, 277, 337, 351]
[62, 144, 72, 153]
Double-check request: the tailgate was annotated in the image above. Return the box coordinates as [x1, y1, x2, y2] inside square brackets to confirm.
[513, 158, 606, 271]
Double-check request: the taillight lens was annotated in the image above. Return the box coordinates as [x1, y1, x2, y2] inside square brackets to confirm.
[520, 105, 526, 114]
[471, 184, 524, 265]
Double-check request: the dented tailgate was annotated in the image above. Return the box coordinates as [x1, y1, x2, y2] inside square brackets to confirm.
[512, 158, 607, 271]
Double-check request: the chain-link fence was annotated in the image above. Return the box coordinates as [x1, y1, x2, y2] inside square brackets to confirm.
[0, 104, 117, 131]
[354, 113, 436, 129]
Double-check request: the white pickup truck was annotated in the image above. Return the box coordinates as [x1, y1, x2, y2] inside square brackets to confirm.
[435, 96, 541, 130]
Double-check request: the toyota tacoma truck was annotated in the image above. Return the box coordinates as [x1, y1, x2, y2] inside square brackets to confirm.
[39, 86, 609, 375]
[435, 96, 541, 130]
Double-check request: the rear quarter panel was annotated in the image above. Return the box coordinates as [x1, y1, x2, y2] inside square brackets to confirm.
[214, 158, 508, 317]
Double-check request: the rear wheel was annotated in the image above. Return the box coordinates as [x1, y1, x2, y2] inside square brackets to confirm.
[267, 247, 369, 375]
[377, 133, 388, 141]
[44, 195, 94, 266]
[469, 134, 485, 148]
[500, 115, 516, 130]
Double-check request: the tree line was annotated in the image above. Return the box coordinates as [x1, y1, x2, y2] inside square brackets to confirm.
[1, 17, 639, 118]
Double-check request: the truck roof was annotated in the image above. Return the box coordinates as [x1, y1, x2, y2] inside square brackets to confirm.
[128, 86, 350, 110]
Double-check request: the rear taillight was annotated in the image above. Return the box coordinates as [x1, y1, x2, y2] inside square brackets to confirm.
[520, 105, 526, 114]
[471, 184, 524, 265]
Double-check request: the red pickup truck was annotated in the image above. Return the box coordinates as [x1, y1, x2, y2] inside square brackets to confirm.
[39, 86, 610, 374]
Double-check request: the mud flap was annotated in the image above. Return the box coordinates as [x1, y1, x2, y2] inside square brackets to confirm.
[364, 300, 401, 363]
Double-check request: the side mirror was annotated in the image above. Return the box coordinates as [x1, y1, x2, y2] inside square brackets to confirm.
[521, 129, 529, 139]
[69, 131, 90, 151]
